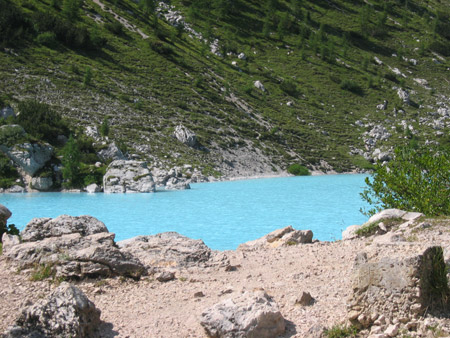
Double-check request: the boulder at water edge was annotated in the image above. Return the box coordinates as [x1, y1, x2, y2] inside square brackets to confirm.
[238, 226, 313, 250]
[103, 160, 156, 193]
[117, 232, 212, 268]
[0, 204, 12, 224]
[3, 283, 101, 338]
[200, 291, 285, 338]
[2, 215, 146, 279]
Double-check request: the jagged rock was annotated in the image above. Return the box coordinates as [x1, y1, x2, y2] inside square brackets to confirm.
[85, 126, 100, 140]
[86, 183, 102, 193]
[117, 232, 212, 268]
[151, 167, 171, 186]
[376, 100, 388, 110]
[173, 125, 197, 148]
[291, 291, 314, 306]
[165, 177, 191, 190]
[31, 177, 53, 191]
[342, 225, 361, 240]
[103, 160, 156, 193]
[372, 149, 391, 162]
[3, 283, 101, 338]
[348, 246, 449, 329]
[97, 142, 126, 162]
[2, 215, 146, 279]
[4, 185, 26, 193]
[238, 52, 246, 60]
[156, 271, 175, 282]
[0, 107, 15, 119]
[397, 88, 410, 104]
[21, 215, 108, 242]
[238, 226, 313, 250]
[364, 209, 423, 227]
[200, 291, 285, 338]
[254, 80, 266, 92]
[190, 169, 209, 183]
[3, 142, 53, 176]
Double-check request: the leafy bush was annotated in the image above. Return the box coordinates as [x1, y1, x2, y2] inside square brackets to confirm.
[149, 40, 173, 55]
[105, 21, 124, 36]
[0, 152, 20, 188]
[280, 79, 299, 97]
[287, 164, 310, 176]
[0, 124, 27, 147]
[17, 100, 69, 144]
[323, 324, 358, 338]
[340, 79, 363, 95]
[35, 31, 57, 47]
[361, 146, 450, 216]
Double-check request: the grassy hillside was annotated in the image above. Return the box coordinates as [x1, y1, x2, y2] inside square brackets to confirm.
[1, 0, 449, 178]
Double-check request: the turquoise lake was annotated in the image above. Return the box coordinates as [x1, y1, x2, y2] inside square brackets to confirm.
[1, 174, 370, 250]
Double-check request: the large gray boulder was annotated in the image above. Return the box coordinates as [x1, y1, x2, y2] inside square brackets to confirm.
[3, 215, 146, 279]
[103, 160, 156, 193]
[117, 232, 212, 268]
[31, 177, 53, 191]
[173, 125, 197, 148]
[200, 291, 285, 338]
[0, 204, 12, 224]
[238, 226, 313, 250]
[348, 247, 449, 329]
[97, 142, 126, 162]
[21, 215, 108, 242]
[4, 142, 53, 176]
[3, 283, 101, 338]
[165, 177, 191, 190]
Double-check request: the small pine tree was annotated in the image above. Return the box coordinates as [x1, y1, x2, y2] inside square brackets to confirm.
[100, 117, 110, 137]
[62, 0, 82, 21]
[62, 135, 81, 188]
[83, 66, 92, 87]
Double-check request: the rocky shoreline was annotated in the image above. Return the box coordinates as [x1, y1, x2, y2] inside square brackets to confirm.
[0, 204, 449, 337]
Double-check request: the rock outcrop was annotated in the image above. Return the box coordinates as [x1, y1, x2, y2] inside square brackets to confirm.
[200, 291, 285, 338]
[348, 246, 449, 331]
[3, 142, 53, 176]
[97, 142, 126, 162]
[165, 176, 191, 190]
[103, 160, 156, 193]
[0, 204, 12, 224]
[238, 226, 313, 250]
[31, 176, 53, 191]
[117, 232, 212, 268]
[173, 125, 197, 148]
[3, 283, 101, 338]
[0, 107, 15, 120]
[2, 215, 146, 279]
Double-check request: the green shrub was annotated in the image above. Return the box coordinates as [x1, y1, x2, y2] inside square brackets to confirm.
[0, 0, 29, 47]
[287, 164, 310, 176]
[323, 324, 358, 338]
[340, 79, 363, 95]
[17, 100, 69, 144]
[105, 21, 124, 36]
[0, 124, 27, 147]
[149, 40, 173, 55]
[361, 146, 450, 216]
[35, 31, 57, 47]
[280, 79, 299, 97]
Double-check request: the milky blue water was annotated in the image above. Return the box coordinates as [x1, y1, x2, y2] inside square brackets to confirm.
[1, 174, 370, 250]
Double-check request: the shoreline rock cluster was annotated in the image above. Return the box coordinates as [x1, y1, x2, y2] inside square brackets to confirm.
[0, 204, 449, 337]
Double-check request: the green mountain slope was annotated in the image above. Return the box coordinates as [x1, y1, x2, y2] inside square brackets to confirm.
[1, 0, 449, 179]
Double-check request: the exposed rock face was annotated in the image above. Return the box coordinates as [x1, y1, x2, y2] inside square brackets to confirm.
[0, 107, 15, 119]
[348, 247, 449, 330]
[103, 160, 156, 193]
[364, 208, 423, 226]
[165, 176, 191, 190]
[238, 226, 313, 250]
[2, 215, 146, 279]
[254, 80, 265, 92]
[4, 142, 53, 176]
[117, 232, 212, 268]
[3, 283, 101, 338]
[173, 125, 197, 148]
[31, 177, 53, 191]
[342, 225, 361, 240]
[397, 88, 410, 104]
[97, 142, 126, 162]
[200, 291, 285, 338]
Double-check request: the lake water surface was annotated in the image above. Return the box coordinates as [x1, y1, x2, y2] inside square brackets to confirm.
[1, 174, 370, 250]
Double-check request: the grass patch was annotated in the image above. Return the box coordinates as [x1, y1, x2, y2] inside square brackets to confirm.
[323, 324, 358, 338]
[355, 217, 403, 237]
[30, 263, 55, 281]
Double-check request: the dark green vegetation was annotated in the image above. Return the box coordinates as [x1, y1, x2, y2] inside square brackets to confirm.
[355, 217, 403, 236]
[287, 163, 310, 176]
[361, 146, 450, 216]
[323, 324, 358, 338]
[422, 247, 449, 311]
[1, 0, 450, 176]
